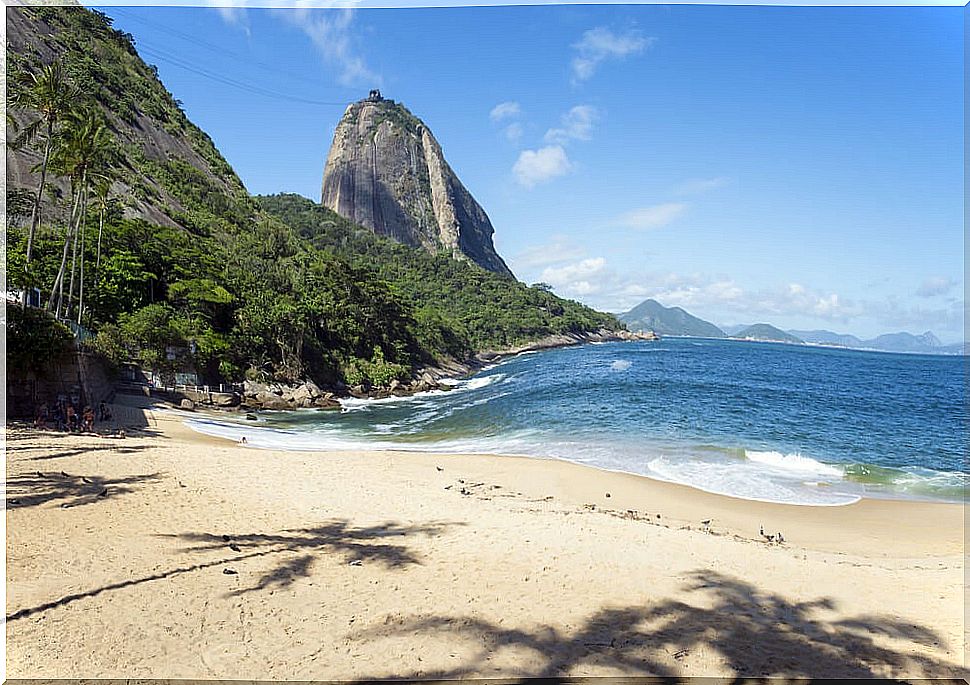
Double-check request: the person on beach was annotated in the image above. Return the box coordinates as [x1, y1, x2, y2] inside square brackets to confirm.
[82, 406, 95, 433]
[34, 403, 49, 429]
[65, 404, 77, 432]
[98, 401, 112, 421]
[52, 404, 65, 431]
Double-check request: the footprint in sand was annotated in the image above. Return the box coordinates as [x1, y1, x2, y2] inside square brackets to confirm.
[199, 640, 248, 674]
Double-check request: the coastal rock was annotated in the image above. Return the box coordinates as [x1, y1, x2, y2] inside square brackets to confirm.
[313, 395, 340, 409]
[179, 398, 195, 411]
[321, 94, 513, 277]
[260, 396, 290, 411]
[209, 392, 240, 407]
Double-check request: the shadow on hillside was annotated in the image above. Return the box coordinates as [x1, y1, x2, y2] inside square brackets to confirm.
[348, 569, 959, 679]
[7, 519, 463, 621]
[6, 471, 163, 509]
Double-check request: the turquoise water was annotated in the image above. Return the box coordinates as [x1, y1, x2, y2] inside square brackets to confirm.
[187, 338, 967, 506]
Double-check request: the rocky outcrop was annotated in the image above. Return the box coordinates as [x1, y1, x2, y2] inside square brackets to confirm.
[241, 380, 341, 411]
[417, 328, 657, 382]
[321, 95, 513, 277]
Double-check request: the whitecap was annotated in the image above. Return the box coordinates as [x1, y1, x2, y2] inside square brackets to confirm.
[745, 450, 843, 477]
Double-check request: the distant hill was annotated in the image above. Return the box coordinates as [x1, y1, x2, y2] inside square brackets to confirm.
[939, 342, 970, 356]
[789, 330, 864, 347]
[866, 331, 942, 353]
[732, 324, 804, 344]
[619, 299, 725, 338]
[790, 329, 960, 354]
[720, 324, 749, 336]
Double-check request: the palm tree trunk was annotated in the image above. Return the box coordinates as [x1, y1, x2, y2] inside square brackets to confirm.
[66, 215, 80, 319]
[66, 169, 87, 319]
[49, 183, 82, 317]
[23, 126, 54, 309]
[95, 205, 105, 271]
[78, 182, 90, 325]
[26, 125, 53, 263]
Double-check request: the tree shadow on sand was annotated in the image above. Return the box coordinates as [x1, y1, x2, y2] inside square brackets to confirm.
[166, 520, 464, 596]
[7, 519, 464, 622]
[348, 569, 961, 679]
[6, 471, 163, 509]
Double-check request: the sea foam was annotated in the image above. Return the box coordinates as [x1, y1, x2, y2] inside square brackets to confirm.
[745, 450, 843, 477]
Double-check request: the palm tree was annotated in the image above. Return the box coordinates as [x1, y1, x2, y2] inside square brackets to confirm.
[91, 175, 113, 273]
[47, 110, 114, 321]
[9, 60, 78, 279]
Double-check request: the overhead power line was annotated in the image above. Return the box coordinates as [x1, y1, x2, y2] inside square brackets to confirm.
[137, 44, 350, 107]
[107, 7, 357, 105]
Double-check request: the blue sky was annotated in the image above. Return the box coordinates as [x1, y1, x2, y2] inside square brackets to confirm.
[94, 4, 965, 342]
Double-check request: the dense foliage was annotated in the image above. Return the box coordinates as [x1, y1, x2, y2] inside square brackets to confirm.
[257, 194, 621, 353]
[7, 307, 75, 376]
[6, 5, 621, 391]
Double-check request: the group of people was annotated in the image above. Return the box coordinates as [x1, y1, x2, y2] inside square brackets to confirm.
[34, 397, 112, 433]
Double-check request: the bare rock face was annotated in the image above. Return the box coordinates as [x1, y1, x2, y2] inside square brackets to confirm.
[321, 95, 513, 277]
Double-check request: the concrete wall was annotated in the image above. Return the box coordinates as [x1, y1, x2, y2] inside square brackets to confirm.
[6, 351, 114, 419]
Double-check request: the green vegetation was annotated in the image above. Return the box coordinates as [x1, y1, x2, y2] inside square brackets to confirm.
[7, 307, 75, 376]
[7, 5, 622, 392]
[257, 194, 620, 354]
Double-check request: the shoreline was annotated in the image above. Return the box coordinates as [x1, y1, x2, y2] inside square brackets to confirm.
[6, 397, 965, 679]
[173, 402, 963, 557]
[182, 399, 965, 510]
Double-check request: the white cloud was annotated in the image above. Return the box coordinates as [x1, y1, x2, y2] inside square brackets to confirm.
[512, 145, 573, 188]
[503, 122, 524, 144]
[544, 105, 598, 144]
[283, 7, 379, 87]
[512, 236, 586, 270]
[489, 101, 521, 122]
[674, 176, 731, 195]
[616, 203, 687, 230]
[916, 276, 958, 298]
[212, 5, 251, 35]
[867, 297, 965, 336]
[535, 259, 867, 324]
[571, 27, 653, 82]
[541, 257, 609, 296]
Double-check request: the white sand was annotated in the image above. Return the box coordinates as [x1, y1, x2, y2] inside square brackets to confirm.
[5, 397, 965, 679]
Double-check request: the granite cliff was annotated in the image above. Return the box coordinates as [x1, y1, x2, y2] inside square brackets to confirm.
[321, 92, 513, 277]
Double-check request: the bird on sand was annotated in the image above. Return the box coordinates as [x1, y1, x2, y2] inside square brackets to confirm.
[436, 466, 444, 472]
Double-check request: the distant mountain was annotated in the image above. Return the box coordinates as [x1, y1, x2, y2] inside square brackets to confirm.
[720, 324, 749, 336]
[619, 299, 725, 338]
[789, 330, 864, 347]
[866, 331, 942, 353]
[732, 324, 804, 344]
[939, 342, 970, 356]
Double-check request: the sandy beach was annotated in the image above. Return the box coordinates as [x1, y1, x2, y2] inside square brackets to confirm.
[5, 396, 966, 679]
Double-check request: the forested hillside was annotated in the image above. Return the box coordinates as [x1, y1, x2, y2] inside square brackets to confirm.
[6, 5, 621, 391]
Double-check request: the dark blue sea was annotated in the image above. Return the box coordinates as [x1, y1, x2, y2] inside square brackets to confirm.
[188, 338, 967, 506]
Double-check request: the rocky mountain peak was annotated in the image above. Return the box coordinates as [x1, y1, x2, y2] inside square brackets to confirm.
[320, 95, 513, 277]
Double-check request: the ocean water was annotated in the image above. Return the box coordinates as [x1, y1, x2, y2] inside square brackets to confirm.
[187, 338, 967, 506]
